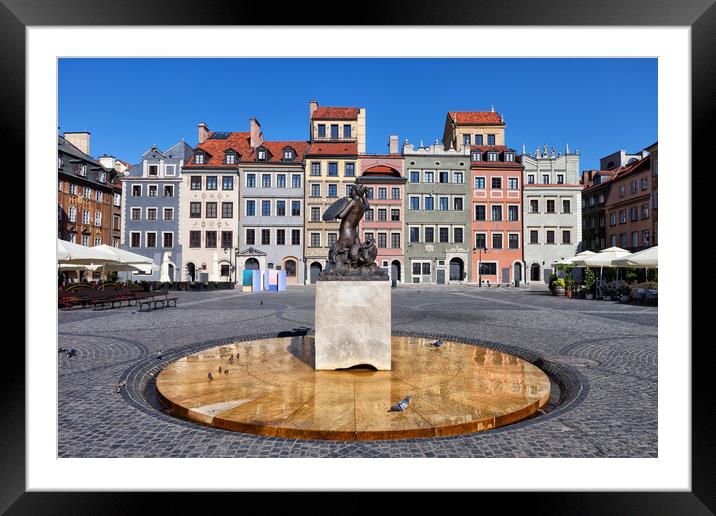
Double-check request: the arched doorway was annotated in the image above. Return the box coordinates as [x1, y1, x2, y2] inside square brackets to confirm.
[530, 263, 540, 282]
[245, 258, 260, 270]
[284, 259, 297, 284]
[391, 260, 401, 282]
[513, 262, 522, 285]
[310, 262, 322, 284]
[186, 262, 196, 282]
[449, 258, 464, 282]
[168, 264, 175, 282]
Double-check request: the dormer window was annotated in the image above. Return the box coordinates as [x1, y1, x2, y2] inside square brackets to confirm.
[77, 164, 87, 176]
[98, 172, 107, 183]
[317, 124, 326, 138]
[487, 152, 498, 162]
[225, 151, 236, 165]
[283, 148, 294, 161]
[505, 153, 514, 162]
[195, 152, 205, 164]
[257, 149, 267, 161]
[471, 151, 482, 162]
[148, 164, 159, 176]
[58, 156, 64, 169]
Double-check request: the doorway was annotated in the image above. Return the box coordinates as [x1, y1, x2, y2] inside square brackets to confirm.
[310, 262, 322, 284]
[449, 258, 464, 282]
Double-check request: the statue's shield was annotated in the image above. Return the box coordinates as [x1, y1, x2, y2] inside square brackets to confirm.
[322, 197, 350, 221]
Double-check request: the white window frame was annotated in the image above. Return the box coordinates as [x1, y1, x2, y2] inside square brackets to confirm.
[129, 231, 141, 248]
[145, 231, 158, 248]
[131, 208, 141, 221]
[146, 207, 158, 221]
[163, 207, 174, 221]
[164, 164, 176, 176]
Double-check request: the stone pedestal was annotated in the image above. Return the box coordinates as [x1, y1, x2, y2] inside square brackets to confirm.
[314, 280, 391, 370]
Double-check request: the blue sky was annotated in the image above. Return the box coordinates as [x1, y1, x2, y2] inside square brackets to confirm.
[58, 58, 656, 171]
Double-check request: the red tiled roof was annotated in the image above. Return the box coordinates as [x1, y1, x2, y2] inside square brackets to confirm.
[185, 132, 309, 166]
[449, 111, 503, 125]
[470, 145, 513, 152]
[244, 141, 310, 163]
[306, 142, 358, 156]
[362, 165, 400, 177]
[312, 107, 360, 120]
[613, 155, 650, 180]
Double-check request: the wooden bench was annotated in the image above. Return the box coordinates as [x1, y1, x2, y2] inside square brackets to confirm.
[137, 293, 177, 312]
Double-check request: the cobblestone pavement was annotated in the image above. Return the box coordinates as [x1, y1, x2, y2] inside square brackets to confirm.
[57, 285, 657, 458]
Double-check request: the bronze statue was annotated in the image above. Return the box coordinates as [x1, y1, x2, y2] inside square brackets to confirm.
[319, 184, 388, 280]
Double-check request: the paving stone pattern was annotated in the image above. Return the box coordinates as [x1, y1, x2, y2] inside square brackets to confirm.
[58, 285, 657, 458]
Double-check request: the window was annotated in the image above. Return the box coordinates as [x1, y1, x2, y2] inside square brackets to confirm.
[195, 153, 204, 164]
[410, 171, 420, 183]
[377, 233, 387, 248]
[375, 187, 385, 200]
[130, 232, 141, 248]
[222, 202, 233, 218]
[205, 231, 217, 248]
[630, 180, 637, 193]
[641, 177, 649, 190]
[619, 185, 625, 197]
[292, 230, 301, 245]
[487, 134, 495, 145]
[424, 171, 434, 183]
[163, 208, 173, 220]
[488, 152, 498, 162]
[391, 233, 401, 248]
[82, 210, 90, 224]
[454, 172, 464, 184]
[508, 177, 518, 190]
[508, 205, 519, 221]
[453, 197, 463, 211]
[391, 187, 400, 199]
[328, 162, 338, 177]
[113, 215, 120, 230]
[276, 174, 286, 188]
[206, 202, 217, 218]
[190, 202, 201, 218]
[491, 205, 502, 221]
[471, 151, 482, 162]
[245, 229, 256, 245]
[424, 227, 434, 243]
[68, 184, 78, 195]
[641, 204, 649, 219]
[262, 200, 271, 216]
[131, 208, 141, 221]
[546, 200, 555, 213]
[145, 232, 157, 248]
[509, 234, 519, 249]
[543, 174, 550, 184]
[292, 174, 301, 188]
[562, 199, 571, 213]
[630, 207, 639, 221]
[409, 227, 420, 243]
[147, 185, 157, 197]
[94, 236, 102, 246]
[529, 199, 539, 214]
[206, 176, 217, 190]
[364, 232, 374, 243]
[83, 187, 92, 199]
[276, 200, 286, 216]
[246, 200, 256, 216]
[311, 184, 321, 197]
[191, 176, 201, 190]
[453, 227, 463, 243]
[246, 174, 256, 187]
[262, 174, 271, 188]
[530, 230, 538, 244]
[438, 228, 450, 243]
[330, 124, 339, 139]
[95, 190, 103, 202]
[257, 149, 266, 161]
[165, 164, 176, 176]
[557, 174, 564, 184]
[492, 233, 503, 249]
[317, 124, 326, 138]
[345, 162, 355, 177]
[439, 197, 449, 211]
[343, 125, 352, 138]
[283, 149, 294, 161]
[642, 230, 650, 246]
[475, 205, 486, 221]
[310, 162, 321, 176]
[491, 177, 502, 189]
[463, 134, 472, 146]
[546, 231, 555, 244]
[147, 208, 157, 221]
[161, 185, 173, 197]
[291, 201, 301, 216]
[474, 177, 486, 189]
[132, 185, 141, 196]
[328, 184, 338, 198]
[311, 207, 320, 222]
[222, 176, 234, 190]
[439, 171, 449, 183]
[475, 135, 484, 145]
[77, 164, 87, 176]
[562, 230, 571, 244]
[528, 174, 535, 184]
[310, 233, 320, 247]
[221, 231, 232, 249]
[378, 209, 387, 222]
[409, 196, 420, 210]
[611, 234, 618, 247]
[631, 231, 639, 248]
[475, 233, 487, 249]
[505, 153, 514, 162]
[95, 211, 102, 226]
[610, 213, 617, 226]
[220, 264, 230, 277]
[424, 196, 434, 211]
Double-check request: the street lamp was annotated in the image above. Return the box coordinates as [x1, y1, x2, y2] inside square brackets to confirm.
[474, 245, 489, 287]
[223, 246, 240, 285]
[302, 256, 308, 285]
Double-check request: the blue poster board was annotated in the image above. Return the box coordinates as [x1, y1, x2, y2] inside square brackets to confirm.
[277, 271, 286, 291]
[242, 269, 253, 287]
[252, 270, 263, 292]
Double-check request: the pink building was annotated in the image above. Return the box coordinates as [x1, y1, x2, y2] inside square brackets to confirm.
[356, 152, 406, 282]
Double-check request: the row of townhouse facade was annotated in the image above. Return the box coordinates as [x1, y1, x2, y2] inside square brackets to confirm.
[64, 102, 596, 286]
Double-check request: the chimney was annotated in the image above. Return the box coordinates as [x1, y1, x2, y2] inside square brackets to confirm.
[198, 123, 210, 144]
[250, 117, 263, 148]
[309, 100, 318, 118]
[389, 135, 399, 155]
[64, 131, 91, 155]
[99, 155, 116, 170]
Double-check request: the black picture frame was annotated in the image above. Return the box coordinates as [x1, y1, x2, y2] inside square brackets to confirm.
[6, 0, 712, 512]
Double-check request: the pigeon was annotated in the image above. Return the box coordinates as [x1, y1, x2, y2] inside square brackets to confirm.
[155, 350, 163, 360]
[67, 348, 77, 358]
[115, 380, 126, 393]
[218, 366, 222, 373]
[428, 339, 443, 348]
[208, 372, 213, 381]
[224, 369, 229, 375]
[389, 396, 412, 412]
[58, 347, 67, 353]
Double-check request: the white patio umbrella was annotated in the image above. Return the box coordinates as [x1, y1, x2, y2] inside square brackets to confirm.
[612, 246, 658, 268]
[573, 247, 629, 267]
[57, 239, 119, 264]
[93, 244, 154, 265]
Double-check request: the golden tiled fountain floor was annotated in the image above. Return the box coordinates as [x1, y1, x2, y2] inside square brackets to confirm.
[156, 336, 551, 440]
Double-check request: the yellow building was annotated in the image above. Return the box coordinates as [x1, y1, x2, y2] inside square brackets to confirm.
[303, 101, 365, 283]
[442, 109, 506, 151]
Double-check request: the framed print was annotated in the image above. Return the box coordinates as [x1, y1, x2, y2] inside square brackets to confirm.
[6, 0, 713, 512]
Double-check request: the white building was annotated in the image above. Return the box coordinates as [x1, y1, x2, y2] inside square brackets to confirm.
[521, 145, 582, 284]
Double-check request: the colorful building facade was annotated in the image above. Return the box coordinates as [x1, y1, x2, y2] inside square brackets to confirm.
[442, 109, 506, 152]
